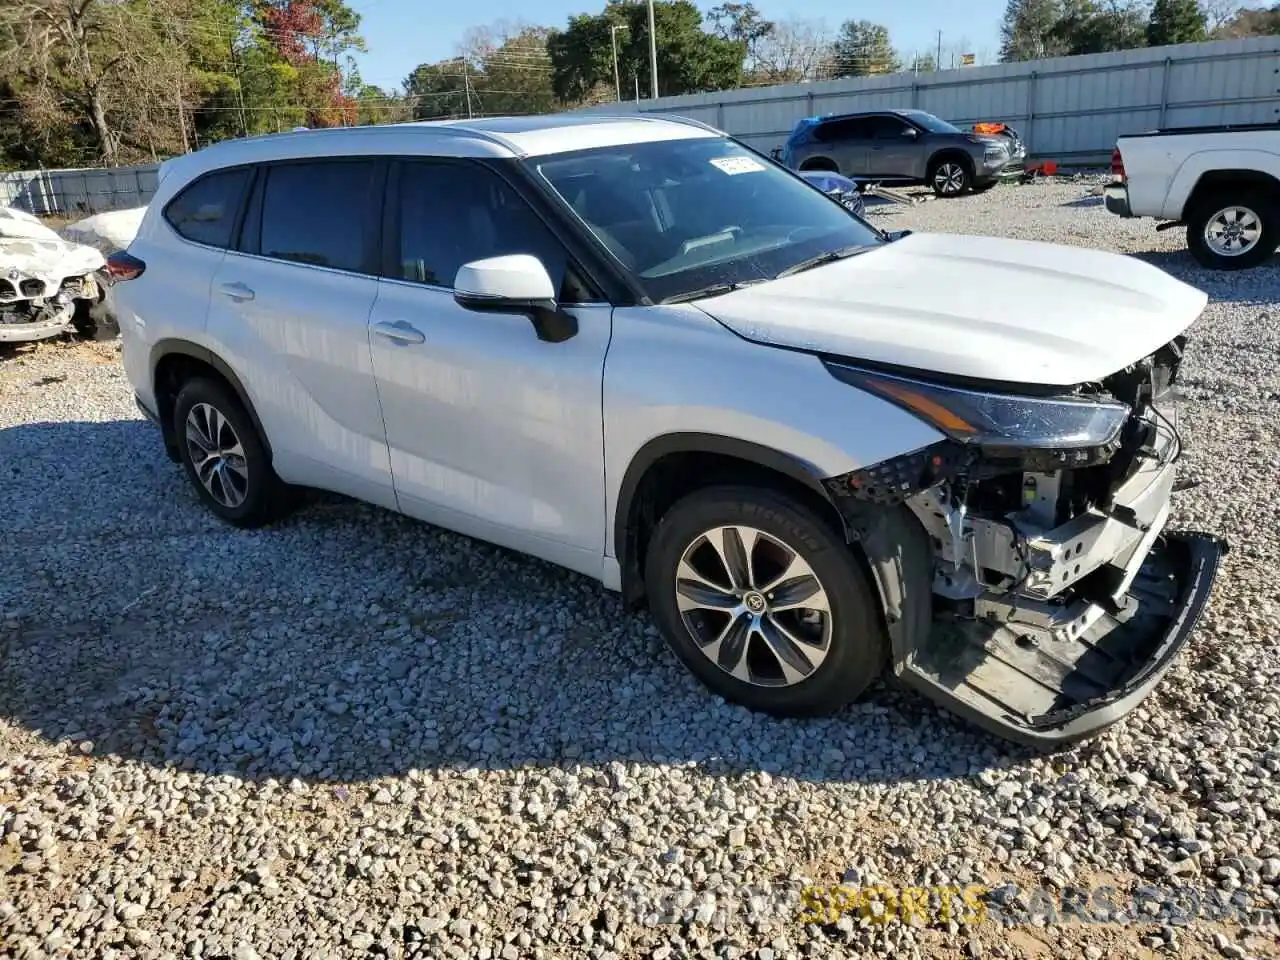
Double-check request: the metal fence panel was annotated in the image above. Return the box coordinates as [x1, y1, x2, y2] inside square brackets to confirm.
[0, 164, 159, 215]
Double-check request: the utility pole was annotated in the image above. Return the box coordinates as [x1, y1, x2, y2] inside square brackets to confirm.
[936, 30, 942, 70]
[611, 24, 628, 102]
[647, 0, 659, 99]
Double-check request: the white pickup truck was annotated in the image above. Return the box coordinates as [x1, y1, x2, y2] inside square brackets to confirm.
[1105, 122, 1280, 270]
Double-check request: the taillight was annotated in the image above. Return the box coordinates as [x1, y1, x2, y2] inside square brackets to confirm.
[1111, 147, 1125, 181]
[105, 251, 145, 282]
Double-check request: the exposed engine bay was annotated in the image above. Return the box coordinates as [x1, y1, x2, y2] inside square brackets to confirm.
[0, 206, 109, 343]
[822, 339, 1226, 746]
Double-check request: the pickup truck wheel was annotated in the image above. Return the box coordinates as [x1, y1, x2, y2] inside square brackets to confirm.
[1186, 191, 1278, 270]
[644, 485, 888, 718]
[173, 377, 293, 528]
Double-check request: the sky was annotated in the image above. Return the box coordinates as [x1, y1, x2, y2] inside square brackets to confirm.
[351, 0, 1008, 91]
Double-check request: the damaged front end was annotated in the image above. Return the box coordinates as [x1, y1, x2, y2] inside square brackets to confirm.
[0, 207, 108, 344]
[822, 344, 1226, 748]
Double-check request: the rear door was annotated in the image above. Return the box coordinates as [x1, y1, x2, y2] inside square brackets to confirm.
[814, 118, 873, 176]
[865, 115, 922, 178]
[205, 158, 396, 509]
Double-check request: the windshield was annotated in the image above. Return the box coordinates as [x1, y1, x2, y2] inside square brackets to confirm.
[531, 137, 883, 303]
[902, 110, 962, 135]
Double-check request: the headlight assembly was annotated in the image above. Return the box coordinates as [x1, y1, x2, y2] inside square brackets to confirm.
[830, 365, 1131, 450]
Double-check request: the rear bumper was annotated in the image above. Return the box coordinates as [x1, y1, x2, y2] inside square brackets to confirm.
[1105, 181, 1133, 217]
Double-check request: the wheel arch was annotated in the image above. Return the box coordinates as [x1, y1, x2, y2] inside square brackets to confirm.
[798, 156, 839, 172]
[927, 148, 975, 176]
[613, 433, 847, 608]
[149, 339, 273, 463]
[1184, 168, 1280, 213]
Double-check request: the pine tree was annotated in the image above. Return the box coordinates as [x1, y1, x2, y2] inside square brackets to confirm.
[999, 0, 1067, 62]
[1147, 0, 1208, 46]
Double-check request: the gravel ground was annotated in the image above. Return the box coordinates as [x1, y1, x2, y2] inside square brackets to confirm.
[3, 177, 1280, 960]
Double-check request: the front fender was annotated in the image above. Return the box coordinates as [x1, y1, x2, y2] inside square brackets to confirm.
[603, 303, 945, 560]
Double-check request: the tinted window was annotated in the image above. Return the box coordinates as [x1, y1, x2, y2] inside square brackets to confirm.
[815, 118, 872, 142]
[258, 161, 376, 271]
[866, 116, 910, 139]
[164, 169, 249, 247]
[396, 161, 570, 294]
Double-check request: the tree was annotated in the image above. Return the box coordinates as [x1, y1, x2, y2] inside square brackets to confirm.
[546, 0, 744, 104]
[1050, 0, 1147, 54]
[1147, 0, 1208, 44]
[831, 20, 900, 76]
[707, 1, 774, 69]
[1000, 0, 1069, 61]
[1213, 2, 1280, 36]
[751, 18, 833, 83]
[909, 52, 938, 72]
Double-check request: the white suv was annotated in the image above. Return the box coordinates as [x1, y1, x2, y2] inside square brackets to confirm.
[109, 114, 1226, 748]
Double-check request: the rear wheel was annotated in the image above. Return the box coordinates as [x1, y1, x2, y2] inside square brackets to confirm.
[929, 157, 971, 197]
[1186, 188, 1279, 270]
[644, 485, 888, 717]
[172, 377, 294, 527]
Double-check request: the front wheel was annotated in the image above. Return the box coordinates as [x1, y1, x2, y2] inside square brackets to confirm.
[644, 485, 889, 717]
[929, 158, 971, 197]
[1186, 190, 1279, 270]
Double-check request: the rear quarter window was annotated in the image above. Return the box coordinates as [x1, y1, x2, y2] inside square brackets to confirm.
[163, 168, 251, 248]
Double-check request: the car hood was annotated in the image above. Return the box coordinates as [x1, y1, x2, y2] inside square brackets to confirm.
[0, 237, 106, 293]
[693, 231, 1208, 386]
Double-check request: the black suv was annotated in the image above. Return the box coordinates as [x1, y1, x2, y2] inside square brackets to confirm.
[780, 108, 1026, 197]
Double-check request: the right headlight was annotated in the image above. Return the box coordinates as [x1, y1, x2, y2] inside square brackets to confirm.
[829, 365, 1131, 450]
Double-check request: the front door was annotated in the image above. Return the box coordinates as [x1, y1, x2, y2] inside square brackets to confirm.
[865, 115, 921, 179]
[367, 158, 612, 579]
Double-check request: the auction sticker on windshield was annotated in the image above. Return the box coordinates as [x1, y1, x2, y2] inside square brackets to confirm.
[709, 156, 765, 175]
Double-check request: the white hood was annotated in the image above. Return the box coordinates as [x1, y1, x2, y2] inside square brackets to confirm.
[694, 232, 1208, 386]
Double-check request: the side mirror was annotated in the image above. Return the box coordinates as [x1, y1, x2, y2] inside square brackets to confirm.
[903, 128, 918, 139]
[452, 254, 578, 343]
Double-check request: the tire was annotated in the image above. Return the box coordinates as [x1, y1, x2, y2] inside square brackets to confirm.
[644, 485, 889, 718]
[1185, 188, 1279, 271]
[172, 377, 293, 527]
[928, 156, 971, 197]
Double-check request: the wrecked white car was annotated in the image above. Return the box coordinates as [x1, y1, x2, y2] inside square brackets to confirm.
[0, 207, 114, 343]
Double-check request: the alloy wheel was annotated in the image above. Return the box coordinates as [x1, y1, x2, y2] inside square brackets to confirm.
[1204, 205, 1262, 257]
[184, 402, 249, 508]
[933, 162, 966, 195]
[674, 525, 833, 687]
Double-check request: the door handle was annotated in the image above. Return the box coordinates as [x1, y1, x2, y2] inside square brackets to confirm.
[218, 281, 255, 302]
[372, 320, 425, 345]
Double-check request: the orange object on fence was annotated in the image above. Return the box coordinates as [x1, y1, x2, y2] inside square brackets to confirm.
[973, 122, 1007, 135]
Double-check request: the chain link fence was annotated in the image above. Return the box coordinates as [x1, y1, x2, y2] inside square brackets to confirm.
[0, 164, 160, 216]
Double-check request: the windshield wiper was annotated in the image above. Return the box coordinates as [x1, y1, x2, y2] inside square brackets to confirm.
[773, 244, 870, 280]
[660, 279, 768, 304]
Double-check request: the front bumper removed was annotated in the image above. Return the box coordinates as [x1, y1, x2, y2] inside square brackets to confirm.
[900, 530, 1225, 748]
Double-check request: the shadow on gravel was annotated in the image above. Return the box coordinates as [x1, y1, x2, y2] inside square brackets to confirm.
[1058, 195, 1104, 208]
[1128, 249, 1280, 304]
[1, 418, 1041, 789]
